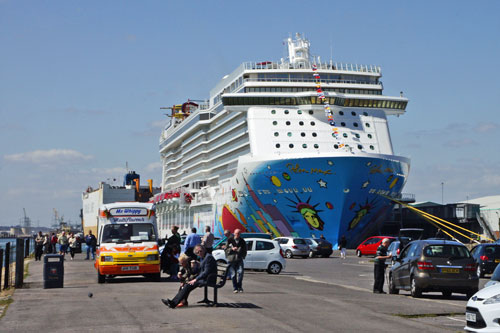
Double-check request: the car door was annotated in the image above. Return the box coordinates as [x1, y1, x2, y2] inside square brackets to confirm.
[398, 242, 419, 289]
[244, 240, 255, 269]
[253, 240, 275, 269]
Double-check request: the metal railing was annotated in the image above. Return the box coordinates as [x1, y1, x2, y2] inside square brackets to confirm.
[244, 77, 381, 86]
[243, 61, 381, 74]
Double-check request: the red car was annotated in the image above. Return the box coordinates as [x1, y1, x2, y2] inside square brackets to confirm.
[356, 236, 395, 257]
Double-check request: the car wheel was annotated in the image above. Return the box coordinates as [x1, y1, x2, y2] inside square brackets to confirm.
[477, 265, 483, 278]
[389, 274, 399, 294]
[148, 273, 161, 282]
[466, 288, 478, 299]
[441, 291, 451, 298]
[356, 250, 362, 257]
[267, 262, 282, 274]
[410, 276, 422, 298]
[97, 270, 105, 284]
[285, 250, 293, 259]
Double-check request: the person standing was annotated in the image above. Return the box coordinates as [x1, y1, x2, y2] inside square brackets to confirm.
[68, 233, 78, 261]
[43, 234, 49, 254]
[35, 231, 44, 261]
[58, 231, 69, 258]
[184, 228, 201, 259]
[201, 226, 214, 254]
[339, 235, 347, 259]
[227, 229, 247, 293]
[167, 226, 181, 255]
[373, 238, 392, 294]
[85, 230, 97, 260]
[50, 232, 58, 254]
[162, 245, 217, 309]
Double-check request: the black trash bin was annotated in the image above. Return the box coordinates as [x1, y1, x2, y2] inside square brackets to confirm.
[43, 254, 64, 289]
[75, 240, 82, 254]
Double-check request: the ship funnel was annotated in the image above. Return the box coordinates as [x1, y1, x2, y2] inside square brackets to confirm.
[287, 33, 311, 67]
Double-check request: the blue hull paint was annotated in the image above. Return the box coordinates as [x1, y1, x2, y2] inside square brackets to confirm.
[220, 155, 408, 248]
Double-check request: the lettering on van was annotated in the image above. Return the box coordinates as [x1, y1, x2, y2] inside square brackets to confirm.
[109, 208, 148, 216]
[110, 217, 146, 223]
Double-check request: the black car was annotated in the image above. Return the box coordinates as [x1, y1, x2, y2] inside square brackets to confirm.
[470, 243, 500, 277]
[389, 239, 478, 298]
[305, 238, 333, 258]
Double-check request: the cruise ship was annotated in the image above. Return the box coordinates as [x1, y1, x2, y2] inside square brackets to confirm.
[153, 34, 410, 247]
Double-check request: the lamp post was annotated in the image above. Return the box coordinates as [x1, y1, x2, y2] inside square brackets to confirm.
[441, 182, 444, 205]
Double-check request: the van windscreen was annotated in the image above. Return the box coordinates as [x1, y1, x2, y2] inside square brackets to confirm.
[102, 223, 156, 243]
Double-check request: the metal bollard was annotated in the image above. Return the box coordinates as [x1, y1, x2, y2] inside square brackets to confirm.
[4, 242, 10, 290]
[15, 238, 25, 288]
[0, 248, 3, 290]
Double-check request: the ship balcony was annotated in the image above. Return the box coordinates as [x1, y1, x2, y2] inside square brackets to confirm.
[243, 61, 381, 75]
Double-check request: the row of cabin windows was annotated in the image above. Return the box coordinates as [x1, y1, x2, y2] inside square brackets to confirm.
[274, 143, 375, 150]
[223, 96, 407, 110]
[272, 120, 371, 128]
[256, 73, 377, 84]
[270, 109, 370, 117]
[274, 131, 373, 140]
[246, 87, 382, 95]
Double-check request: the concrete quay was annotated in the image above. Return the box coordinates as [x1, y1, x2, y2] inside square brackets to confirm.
[1, 251, 475, 332]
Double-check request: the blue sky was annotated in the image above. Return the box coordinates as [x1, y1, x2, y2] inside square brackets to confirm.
[1, 1, 499, 227]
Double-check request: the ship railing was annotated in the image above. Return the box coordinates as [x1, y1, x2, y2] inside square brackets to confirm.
[243, 61, 381, 74]
[244, 77, 381, 86]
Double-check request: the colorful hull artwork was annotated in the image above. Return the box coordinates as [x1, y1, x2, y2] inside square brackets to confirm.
[213, 155, 409, 248]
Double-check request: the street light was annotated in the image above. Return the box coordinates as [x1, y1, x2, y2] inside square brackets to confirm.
[441, 182, 444, 205]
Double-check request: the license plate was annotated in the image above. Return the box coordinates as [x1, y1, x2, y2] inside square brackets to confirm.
[466, 312, 476, 322]
[121, 266, 139, 271]
[441, 268, 459, 273]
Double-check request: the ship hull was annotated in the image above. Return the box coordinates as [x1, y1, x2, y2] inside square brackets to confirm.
[211, 154, 409, 248]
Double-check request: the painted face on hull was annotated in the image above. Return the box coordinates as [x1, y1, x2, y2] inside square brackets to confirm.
[286, 194, 325, 231]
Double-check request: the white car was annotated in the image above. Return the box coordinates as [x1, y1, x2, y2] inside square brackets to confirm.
[465, 283, 500, 332]
[212, 238, 286, 274]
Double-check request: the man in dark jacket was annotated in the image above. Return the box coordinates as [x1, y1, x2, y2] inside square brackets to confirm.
[373, 238, 391, 293]
[226, 228, 247, 293]
[162, 244, 217, 308]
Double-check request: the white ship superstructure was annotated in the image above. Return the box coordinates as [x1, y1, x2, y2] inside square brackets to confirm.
[155, 34, 410, 247]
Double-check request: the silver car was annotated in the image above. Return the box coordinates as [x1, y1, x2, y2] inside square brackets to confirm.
[274, 237, 310, 259]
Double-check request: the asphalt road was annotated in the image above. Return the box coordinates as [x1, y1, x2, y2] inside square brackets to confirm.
[1, 250, 487, 332]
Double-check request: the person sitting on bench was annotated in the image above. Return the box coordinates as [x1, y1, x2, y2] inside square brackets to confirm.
[162, 244, 217, 309]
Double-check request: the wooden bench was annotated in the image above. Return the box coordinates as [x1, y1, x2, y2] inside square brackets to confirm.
[197, 262, 229, 307]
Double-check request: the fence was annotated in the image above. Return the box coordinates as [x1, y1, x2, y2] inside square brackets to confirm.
[0, 238, 33, 290]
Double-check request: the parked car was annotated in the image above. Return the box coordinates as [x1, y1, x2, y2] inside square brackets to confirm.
[470, 244, 500, 278]
[274, 237, 310, 258]
[356, 236, 395, 257]
[213, 232, 271, 250]
[305, 238, 333, 258]
[484, 263, 500, 289]
[389, 239, 479, 298]
[465, 283, 500, 332]
[211, 238, 286, 274]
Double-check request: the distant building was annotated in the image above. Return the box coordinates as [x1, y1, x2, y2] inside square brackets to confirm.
[468, 195, 500, 239]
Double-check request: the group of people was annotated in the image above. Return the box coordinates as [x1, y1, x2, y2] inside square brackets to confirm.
[33, 229, 97, 261]
[161, 226, 247, 308]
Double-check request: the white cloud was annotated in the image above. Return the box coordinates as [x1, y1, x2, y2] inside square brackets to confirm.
[475, 122, 499, 133]
[145, 162, 162, 172]
[4, 149, 93, 164]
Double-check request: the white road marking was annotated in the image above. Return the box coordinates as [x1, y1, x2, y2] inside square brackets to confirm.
[447, 316, 465, 323]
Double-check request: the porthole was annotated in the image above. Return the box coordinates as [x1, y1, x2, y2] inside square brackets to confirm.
[353, 122, 359, 127]
[274, 132, 279, 137]
[341, 122, 346, 126]
[363, 112, 368, 116]
[357, 144, 363, 150]
[271, 110, 276, 114]
[284, 110, 289, 114]
[302, 144, 307, 148]
[312, 132, 317, 137]
[311, 121, 316, 126]
[297, 110, 302, 114]
[273, 121, 278, 126]
[289, 143, 294, 148]
[308, 110, 314, 115]
[286, 121, 291, 126]
[331, 133, 336, 138]
[355, 133, 360, 138]
[351, 111, 356, 116]
[314, 144, 319, 148]
[287, 132, 292, 137]
[339, 111, 344, 115]
[301, 132, 306, 137]
[334, 144, 339, 149]
[343, 133, 348, 138]
[367, 134, 373, 139]
[276, 143, 281, 148]
[370, 145, 375, 150]
[365, 123, 370, 128]
[299, 121, 304, 126]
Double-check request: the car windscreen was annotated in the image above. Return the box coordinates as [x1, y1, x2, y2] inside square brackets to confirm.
[483, 246, 500, 258]
[293, 238, 306, 245]
[101, 223, 156, 243]
[423, 245, 470, 258]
